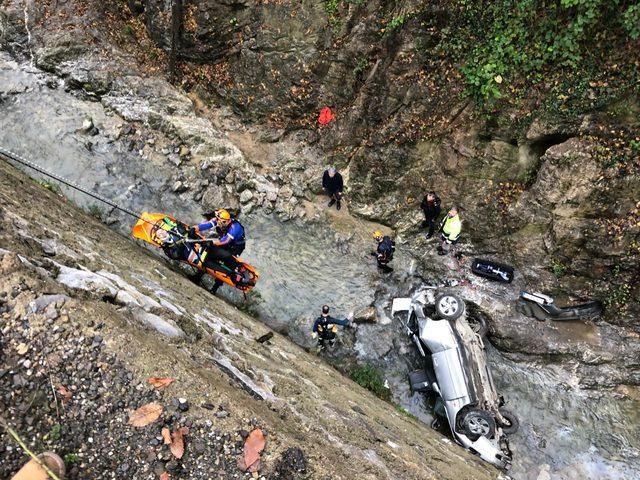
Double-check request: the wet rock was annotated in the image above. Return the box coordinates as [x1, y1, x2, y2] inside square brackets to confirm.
[353, 306, 377, 324]
[132, 310, 185, 338]
[259, 128, 285, 143]
[241, 202, 255, 215]
[272, 447, 308, 477]
[239, 190, 253, 204]
[172, 181, 189, 193]
[80, 117, 93, 133]
[29, 294, 69, 314]
[178, 398, 190, 412]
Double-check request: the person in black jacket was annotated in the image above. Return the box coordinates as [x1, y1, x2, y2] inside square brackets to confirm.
[372, 230, 395, 273]
[312, 305, 350, 352]
[322, 167, 344, 210]
[420, 191, 441, 239]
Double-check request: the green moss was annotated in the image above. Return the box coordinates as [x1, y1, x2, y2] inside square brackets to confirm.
[87, 204, 103, 220]
[353, 57, 370, 77]
[551, 259, 567, 279]
[64, 453, 80, 465]
[394, 403, 418, 421]
[49, 423, 62, 441]
[348, 363, 390, 401]
[39, 180, 62, 195]
[604, 282, 632, 312]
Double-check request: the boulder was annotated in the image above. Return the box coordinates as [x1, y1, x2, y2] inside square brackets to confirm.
[239, 189, 253, 204]
[353, 306, 377, 324]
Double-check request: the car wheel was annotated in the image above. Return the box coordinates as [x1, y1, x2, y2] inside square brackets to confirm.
[434, 293, 465, 320]
[460, 409, 496, 441]
[498, 409, 519, 435]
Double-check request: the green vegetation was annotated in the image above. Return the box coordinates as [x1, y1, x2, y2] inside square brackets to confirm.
[604, 282, 632, 312]
[39, 180, 62, 194]
[551, 259, 567, 278]
[324, 0, 342, 33]
[518, 161, 542, 187]
[348, 363, 390, 401]
[324, 0, 366, 34]
[49, 423, 62, 441]
[434, 0, 640, 103]
[121, 24, 134, 36]
[394, 403, 418, 421]
[384, 14, 407, 36]
[64, 453, 80, 465]
[353, 57, 370, 77]
[87, 204, 103, 219]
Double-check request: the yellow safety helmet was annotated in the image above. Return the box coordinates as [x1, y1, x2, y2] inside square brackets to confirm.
[373, 230, 383, 240]
[216, 209, 231, 221]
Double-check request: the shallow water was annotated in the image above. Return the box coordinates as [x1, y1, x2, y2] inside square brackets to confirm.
[1, 58, 639, 479]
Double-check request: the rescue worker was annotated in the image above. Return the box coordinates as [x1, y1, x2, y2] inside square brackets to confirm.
[188, 209, 248, 292]
[420, 191, 441, 239]
[372, 230, 395, 273]
[312, 305, 350, 353]
[438, 206, 461, 255]
[322, 167, 344, 210]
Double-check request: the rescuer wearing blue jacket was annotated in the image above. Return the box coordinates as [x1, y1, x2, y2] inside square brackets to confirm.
[312, 305, 350, 352]
[188, 209, 248, 293]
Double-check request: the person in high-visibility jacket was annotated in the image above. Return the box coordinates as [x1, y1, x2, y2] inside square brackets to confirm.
[438, 206, 461, 255]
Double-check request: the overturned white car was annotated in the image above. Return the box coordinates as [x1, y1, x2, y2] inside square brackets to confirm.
[392, 288, 517, 469]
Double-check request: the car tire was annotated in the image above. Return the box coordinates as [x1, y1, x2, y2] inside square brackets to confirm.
[434, 293, 465, 320]
[498, 409, 519, 435]
[460, 408, 496, 441]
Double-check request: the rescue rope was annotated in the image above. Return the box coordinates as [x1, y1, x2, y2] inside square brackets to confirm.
[0, 146, 222, 245]
[0, 146, 141, 220]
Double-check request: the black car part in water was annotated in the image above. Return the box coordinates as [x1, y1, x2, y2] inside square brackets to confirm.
[471, 258, 515, 283]
[516, 291, 603, 321]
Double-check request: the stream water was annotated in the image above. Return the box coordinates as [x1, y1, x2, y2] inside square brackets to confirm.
[1, 56, 638, 479]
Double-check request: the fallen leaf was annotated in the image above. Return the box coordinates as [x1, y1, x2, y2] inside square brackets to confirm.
[58, 385, 72, 404]
[148, 377, 174, 389]
[160, 473, 170, 480]
[170, 426, 189, 459]
[242, 428, 266, 471]
[16, 343, 28, 355]
[162, 427, 172, 445]
[249, 459, 262, 474]
[128, 403, 163, 427]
